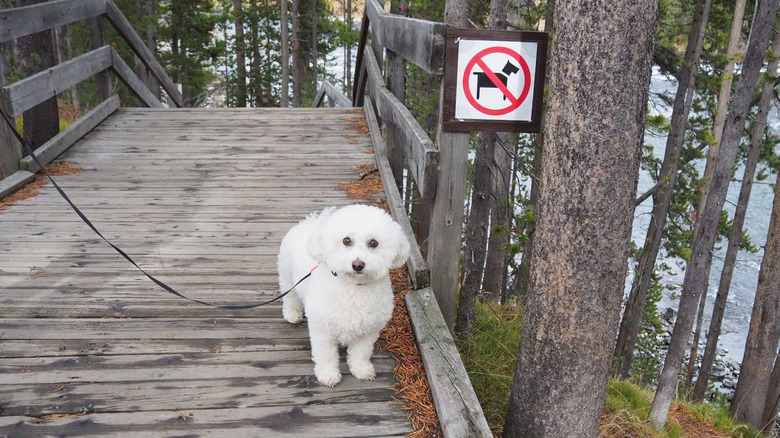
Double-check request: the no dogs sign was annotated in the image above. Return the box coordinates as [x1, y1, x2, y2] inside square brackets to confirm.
[442, 28, 548, 133]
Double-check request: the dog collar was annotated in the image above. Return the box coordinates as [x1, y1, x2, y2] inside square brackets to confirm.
[330, 270, 367, 286]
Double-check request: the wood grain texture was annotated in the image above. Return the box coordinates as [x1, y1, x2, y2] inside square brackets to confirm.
[0, 107, 411, 436]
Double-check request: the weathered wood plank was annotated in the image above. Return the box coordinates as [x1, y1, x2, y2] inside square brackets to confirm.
[364, 0, 445, 74]
[1, 46, 112, 116]
[104, 0, 184, 107]
[0, 403, 410, 437]
[22, 95, 120, 173]
[0, 0, 106, 43]
[0, 374, 399, 416]
[109, 49, 164, 108]
[406, 288, 492, 437]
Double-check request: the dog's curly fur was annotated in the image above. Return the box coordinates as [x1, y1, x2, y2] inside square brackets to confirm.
[277, 204, 410, 387]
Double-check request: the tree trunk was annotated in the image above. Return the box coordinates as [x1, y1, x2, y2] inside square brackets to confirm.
[291, 0, 303, 107]
[730, 163, 780, 428]
[17, 0, 59, 150]
[513, 0, 552, 302]
[502, 0, 657, 436]
[692, 21, 780, 403]
[311, 0, 318, 91]
[483, 131, 513, 302]
[648, 0, 780, 428]
[456, 131, 495, 338]
[280, 0, 290, 107]
[612, 0, 711, 379]
[763, 350, 780, 435]
[249, 0, 262, 107]
[232, 0, 247, 107]
[684, 0, 748, 397]
[145, 1, 159, 101]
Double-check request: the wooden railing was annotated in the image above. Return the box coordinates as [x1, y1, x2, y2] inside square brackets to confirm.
[351, 1, 492, 436]
[0, 0, 183, 195]
[312, 80, 351, 108]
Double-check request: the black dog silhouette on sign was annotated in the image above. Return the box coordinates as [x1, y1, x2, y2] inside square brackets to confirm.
[473, 60, 520, 100]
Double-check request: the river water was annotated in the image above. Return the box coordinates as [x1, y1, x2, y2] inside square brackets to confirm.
[632, 68, 777, 365]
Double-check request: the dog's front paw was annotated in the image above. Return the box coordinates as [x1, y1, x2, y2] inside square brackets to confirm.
[350, 361, 376, 381]
[282, 307, 304, 324]
[314, 365, 342, 387]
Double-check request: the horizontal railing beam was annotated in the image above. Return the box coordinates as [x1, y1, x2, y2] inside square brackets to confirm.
[364, 0, 445, 75]
[22, 95, 120, 173]
[0, 0, 106, 43]
[1, 46, 112, 117]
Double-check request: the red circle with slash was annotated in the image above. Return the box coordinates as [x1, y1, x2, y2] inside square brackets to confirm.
[462, 46, 532, 116]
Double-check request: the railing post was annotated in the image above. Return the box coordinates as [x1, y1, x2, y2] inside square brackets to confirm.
[89, 15, 111, 103]
[0, 49, 21, 180]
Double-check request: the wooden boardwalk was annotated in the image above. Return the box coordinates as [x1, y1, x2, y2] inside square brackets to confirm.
[0, 107, 413, 436]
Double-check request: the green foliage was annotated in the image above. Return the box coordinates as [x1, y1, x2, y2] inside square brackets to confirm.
[457, 302, 523, 433]
[602, 380, 685, 438]
[630, 273, 665, 387]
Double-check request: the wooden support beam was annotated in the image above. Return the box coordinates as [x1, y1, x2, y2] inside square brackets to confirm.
[427, 83, 470, 331]
[21, 95, 120, 173]
[1, 46, 112, 117]
[110, 49, 164, 108]
[0, 0, 106, 43]
[104, 0, 184, 107]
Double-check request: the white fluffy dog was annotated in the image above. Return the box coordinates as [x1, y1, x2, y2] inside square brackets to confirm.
[277, 204, 410, 387]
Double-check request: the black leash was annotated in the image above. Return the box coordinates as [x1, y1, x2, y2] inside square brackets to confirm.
[0, 107, 308, 310]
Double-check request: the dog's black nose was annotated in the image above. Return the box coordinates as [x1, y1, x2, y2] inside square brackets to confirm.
[352, 260, 365, 272]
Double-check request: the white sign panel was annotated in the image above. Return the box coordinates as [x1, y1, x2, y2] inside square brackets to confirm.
[455, 39, 538, 121]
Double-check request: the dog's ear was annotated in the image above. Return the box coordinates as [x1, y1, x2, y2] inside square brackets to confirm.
[307, 234, 324, 263]
[391, 229, 411, 269]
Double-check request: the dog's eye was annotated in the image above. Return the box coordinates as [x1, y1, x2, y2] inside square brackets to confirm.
[368, 239, 378, 248]
[343, 237, 353, 246]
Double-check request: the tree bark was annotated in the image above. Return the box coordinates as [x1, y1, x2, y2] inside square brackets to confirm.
[502, 1, 657, 436]
[763, 350, 780, 435]
[731, 166, 780, 430]
[291, 0, 303, 107]
[684, 0, 748, 397]
[612, 0, 711, 379]
[648, 0, 780, 428]
[730, 161, 780, 428]
[692, 22, 780, 403]
[456, 131, 495, 338]
[280, 0, 290, 107]
[232, 0, 247, 107]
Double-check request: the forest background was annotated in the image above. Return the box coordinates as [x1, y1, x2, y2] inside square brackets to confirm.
[2, 0, 780, 436]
